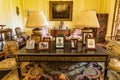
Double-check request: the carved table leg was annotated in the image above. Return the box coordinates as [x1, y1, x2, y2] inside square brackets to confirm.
[17, 61, 22, 80]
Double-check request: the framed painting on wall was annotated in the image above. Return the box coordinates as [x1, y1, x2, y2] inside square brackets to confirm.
[49, 1, 73, 21]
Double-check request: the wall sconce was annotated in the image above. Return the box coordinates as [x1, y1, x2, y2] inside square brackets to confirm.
[27, 9, 30, 16]
[16, 6, 20, 16]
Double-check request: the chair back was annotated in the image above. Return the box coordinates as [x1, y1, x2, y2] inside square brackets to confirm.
[106, 40, 120, 58]
[3, 41, 19, 58]
[15, 27, 22, 37]
[15, 27, 30, 41]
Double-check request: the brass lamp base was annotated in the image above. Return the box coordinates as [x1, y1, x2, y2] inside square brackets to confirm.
[32, 28, 42, 35]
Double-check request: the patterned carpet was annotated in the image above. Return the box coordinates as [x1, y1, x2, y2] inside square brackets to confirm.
[1, 69, 120, 80]
[1, 62, 120, 80]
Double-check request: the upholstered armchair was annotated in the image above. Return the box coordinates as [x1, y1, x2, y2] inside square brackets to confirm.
[14, 27, 30, 48]
[15, 27, 30, 41]
[106, 41, 120, 72]
[0, 41, 18, 70]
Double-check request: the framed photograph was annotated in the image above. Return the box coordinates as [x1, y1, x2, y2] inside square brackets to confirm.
[70, 39, 78, 49]
[26, 39, 35, 49]
[83, 32, 94, 44]
[55, 37, 64, 48]
[43, 37, 50, 42]
[38, 41, 50, 50]
[49, 1, 73, 21]
[86, 38, 96, 50]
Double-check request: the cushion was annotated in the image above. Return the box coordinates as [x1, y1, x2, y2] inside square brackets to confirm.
[0, 58, 16, 70]
[109, 59, 120, 72]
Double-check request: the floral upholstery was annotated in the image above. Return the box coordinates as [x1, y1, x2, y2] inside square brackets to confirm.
[106, 40, 120, 72]
[3, 41, 19, 58]
[106, 40, 120, 58]
[0, 58, 16, 70]
[109, 59, 120, 72]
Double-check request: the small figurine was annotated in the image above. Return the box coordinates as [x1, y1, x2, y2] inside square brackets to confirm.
[59, 21, 64, 30]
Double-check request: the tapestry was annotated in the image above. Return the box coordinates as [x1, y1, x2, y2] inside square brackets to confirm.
[96, 14, 108, 43]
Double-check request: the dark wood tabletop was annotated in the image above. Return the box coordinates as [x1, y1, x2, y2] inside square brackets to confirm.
[16, 41, 108, 55]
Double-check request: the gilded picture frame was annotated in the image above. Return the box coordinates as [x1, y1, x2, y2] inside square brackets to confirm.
[49, 1, 73, 21]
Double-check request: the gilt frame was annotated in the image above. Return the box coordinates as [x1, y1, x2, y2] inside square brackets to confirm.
[49, 1, 73, 21]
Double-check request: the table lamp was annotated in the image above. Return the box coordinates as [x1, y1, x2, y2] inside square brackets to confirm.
[76, 10, 100, 32]
[26, 11, 49, 35]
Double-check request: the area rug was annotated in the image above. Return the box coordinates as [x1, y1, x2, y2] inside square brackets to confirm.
[1, 62, 120, 80]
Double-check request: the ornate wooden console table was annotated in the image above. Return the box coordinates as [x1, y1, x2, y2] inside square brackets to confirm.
[15, 41, 109, 80]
